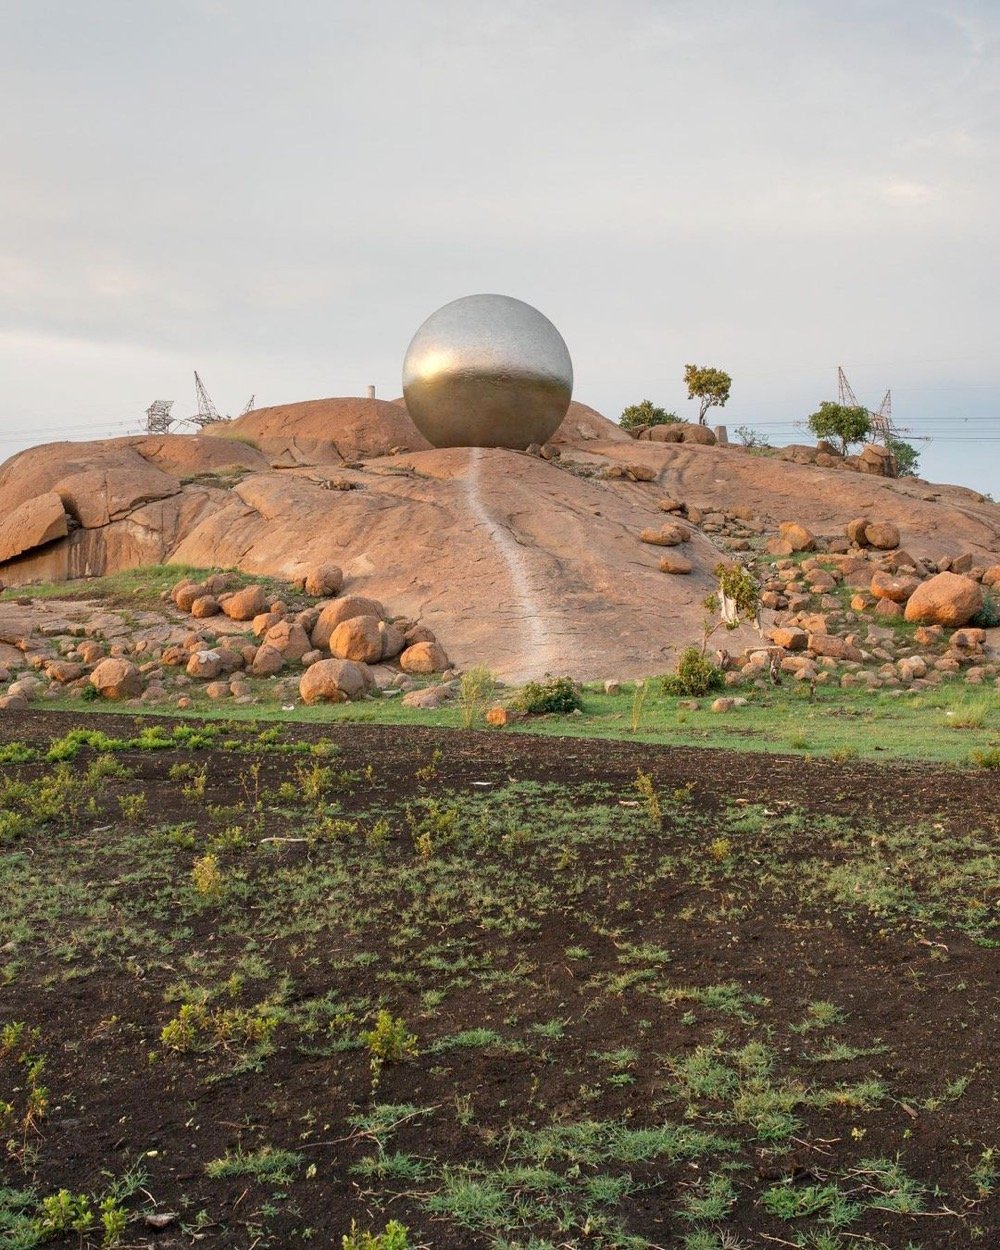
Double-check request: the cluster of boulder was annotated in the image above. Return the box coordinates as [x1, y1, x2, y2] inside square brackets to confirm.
[729, 519, 998, 692]
[0, 566, 453, 711]
[774, 441, 897, 477]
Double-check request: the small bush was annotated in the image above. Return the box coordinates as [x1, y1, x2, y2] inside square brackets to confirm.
[971, 591, 999, 629]
[619, 400, 681, 432]
[970, 747, 1000, 770]
[662, 648, 724, 697]
[342, 1221, 410, 1250]
[362, 1010, 418, 1087]
[458, 664, 497, 728]
[517, 676, 582, 714]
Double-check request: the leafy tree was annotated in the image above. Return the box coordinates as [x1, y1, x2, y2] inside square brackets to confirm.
[806, 400, 871, 455]
[887, 437, 920, 478]
[684, 364, 732, 425]
[619, 399, 680, 432]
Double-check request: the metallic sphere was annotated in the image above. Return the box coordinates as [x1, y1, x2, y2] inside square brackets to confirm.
[402, 293, 573, 450]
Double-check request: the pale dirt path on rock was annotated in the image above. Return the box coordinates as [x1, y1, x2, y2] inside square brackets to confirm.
[461, 446, 564, 682]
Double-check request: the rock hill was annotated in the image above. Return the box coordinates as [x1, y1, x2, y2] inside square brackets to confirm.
[1, 396, 997, 681]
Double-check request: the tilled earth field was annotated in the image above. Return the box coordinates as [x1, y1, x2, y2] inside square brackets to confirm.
[0, 709, 997, 1250]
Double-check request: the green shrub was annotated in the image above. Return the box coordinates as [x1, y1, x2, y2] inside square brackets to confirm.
[619, 400, 681, 432]
[971, 591, 999, 629]
[342, 1221, 410, 1250]
[517, 676, 582, 714]
[662, 648, 724, 697]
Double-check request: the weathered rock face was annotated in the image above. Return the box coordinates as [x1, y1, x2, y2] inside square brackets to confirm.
[904, 572, 984, 627]
[0, 492, 68, 563]
[211, 396, 432, 466]
[3, 395, 998, 682]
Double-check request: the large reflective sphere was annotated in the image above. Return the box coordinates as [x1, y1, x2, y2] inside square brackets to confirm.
[402, 294, 573, 449]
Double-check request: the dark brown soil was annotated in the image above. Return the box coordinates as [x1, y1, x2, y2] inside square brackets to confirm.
[1, 710, 997, 1250]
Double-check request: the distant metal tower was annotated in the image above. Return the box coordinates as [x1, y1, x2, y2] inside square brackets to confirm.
[144, 399, 174, 435]
[191, 371, 225, 427]
[837, 367, 902, 444]
[837, 366, 860, 409]
[870, 389, 894, 443]
[240, 395, 255, 416]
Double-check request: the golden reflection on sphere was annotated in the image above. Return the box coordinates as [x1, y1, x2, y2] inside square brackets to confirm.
[402, 294, 573, 450]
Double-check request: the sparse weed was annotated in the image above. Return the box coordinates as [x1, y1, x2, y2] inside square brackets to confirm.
[635, 769, 662, 827]
[459, 665, 497, 729]
[362, 1011, 418, 1087]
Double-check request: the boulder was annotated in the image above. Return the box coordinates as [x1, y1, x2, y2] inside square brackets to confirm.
[312, 596, 386, 649]
[808, 634, 864, 663]
[400, 641, 450, 674]
[778, 522, 816, 552]
[404, 624, 437, 646]
[903, 572, 984, 627]
[171, 578, 198, 605]
[45, 660, 86, 683]
[220, 585, 268, 621]
[951, 627, 986, 651]
[76, 640, 104, 665]
[769, 627, 808, 651]
[186, 650, 223, 680]
[251, 643, 285, 676]
[90, 658, 142, 699]
[252, 610, 285, 637]
[864, 521, 900, 550]
[215, 647, 244, 672]
[873, 598, 903, 619]
[190, 595, 221, 618]
[641, 421, 714, 445]
[870, 571, 920, 603]
[0, 491, 69, 564]
[659, 553, 693, 575]
[858, 444, 895, 476]
[329, 614, 383, 663]
[174, 583, 208, 612]
[677, 423, 716, 445]
[897, 656, 928, 681]
[983, 565, 1000, 589]
[377, 620, 407, 660]
[263, 620, 311, 660]
[303, 564, 344, 598]
[299, 657, 374, 704]
[402, 685, 453, 709]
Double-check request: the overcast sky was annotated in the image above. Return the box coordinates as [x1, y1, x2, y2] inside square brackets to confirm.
[2, 0, 997, 493]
